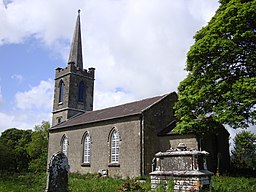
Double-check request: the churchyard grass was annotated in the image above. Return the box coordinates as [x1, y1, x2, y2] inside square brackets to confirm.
[69, 173, 125, 192]
[0, 172, 256, 191]
[0, 172, 47, 192]
[211, 176, 256, 192]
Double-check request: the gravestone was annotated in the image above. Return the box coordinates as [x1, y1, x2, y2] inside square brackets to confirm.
[150, 143, 213, 191]
[46, 151, 69, 192]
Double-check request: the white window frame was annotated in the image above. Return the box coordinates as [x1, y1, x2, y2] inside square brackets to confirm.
[83, 134, 91, 164]
[110, 130, 119, 163]
[62, 135, 68, 156]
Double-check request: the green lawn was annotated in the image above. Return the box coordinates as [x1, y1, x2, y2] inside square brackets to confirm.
[0, 173, 255, 192]
[0, 173, 46, 192]
[0, 173, 150, 192]
[211, 176, 256, 192]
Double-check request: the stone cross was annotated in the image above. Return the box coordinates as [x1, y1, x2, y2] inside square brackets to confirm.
[46, 152, 69, 192]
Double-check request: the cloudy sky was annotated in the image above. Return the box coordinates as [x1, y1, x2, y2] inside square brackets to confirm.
[0, 0, 221, 133]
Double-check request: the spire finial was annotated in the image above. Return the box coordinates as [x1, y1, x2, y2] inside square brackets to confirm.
[78, 9, 81, 15]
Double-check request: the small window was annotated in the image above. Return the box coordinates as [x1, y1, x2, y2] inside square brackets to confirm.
[61, 135, 68, 156]
[59, 80, 64, 103]
[110, 130, 119, 163]
[57, 117, 62, 124]
[78, 81, 84, 102]
[83, 133, 91, 164]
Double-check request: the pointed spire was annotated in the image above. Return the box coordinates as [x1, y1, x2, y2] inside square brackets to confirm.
[68, 9, 83, 69]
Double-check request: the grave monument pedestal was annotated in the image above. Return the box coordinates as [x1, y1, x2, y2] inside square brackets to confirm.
[150, 143, 213, 191]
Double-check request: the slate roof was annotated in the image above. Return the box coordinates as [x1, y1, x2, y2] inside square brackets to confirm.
[157, 119, 179, 136]
[51, 93, 171, 130]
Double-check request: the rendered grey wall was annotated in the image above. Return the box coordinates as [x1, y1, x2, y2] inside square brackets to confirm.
[143, 93, 178, 175]
[48, 116, 142, 178]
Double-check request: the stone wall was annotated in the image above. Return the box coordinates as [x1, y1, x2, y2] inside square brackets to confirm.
[201, 126, 230, 173]
[143, 92, 178, 175]
[48, 116, 142, 178]
[52, 64, 94, 126]
[151, 175, 211, 192]
[165, 134, 198, 150]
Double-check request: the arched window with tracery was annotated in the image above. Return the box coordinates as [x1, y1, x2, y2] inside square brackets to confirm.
[78, 81, 84, 102]
[82, 132, 91, 164]
[61, 135, 68, 156]
[59, 80, 64, 103]
[110, 129, 120, 163]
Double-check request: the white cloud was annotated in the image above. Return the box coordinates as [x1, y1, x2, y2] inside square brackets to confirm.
[11, 74, 23, 83]
[15, 79, 53, 111]
[84, 0, 220, 99]
[0, 110, 51, 133]
[94, 89, 136, 110]
[0, 79, 53, 133]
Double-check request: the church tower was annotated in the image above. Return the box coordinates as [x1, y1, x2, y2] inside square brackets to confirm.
[52, 10, 95, 126]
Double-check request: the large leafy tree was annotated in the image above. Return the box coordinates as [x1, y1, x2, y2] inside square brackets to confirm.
[0, 121, 49, 173]
[26, 121, 49, 173]
[0, 128, 32, 172]
[231, 131, 256, 170]
[175, 0, 256, 133]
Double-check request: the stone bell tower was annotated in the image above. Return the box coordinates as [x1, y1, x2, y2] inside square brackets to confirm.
[52, 10, 95, 126]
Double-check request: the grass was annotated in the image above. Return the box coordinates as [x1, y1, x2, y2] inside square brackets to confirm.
[0, 172, 46, 192]
[69, 173, 124, 192]
[211, 176, 256, 192]
[0, 172, 256, 192]
[0, 172, 151, 192]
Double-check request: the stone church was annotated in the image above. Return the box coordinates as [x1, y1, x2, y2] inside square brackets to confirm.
[47, 11, 230, 178]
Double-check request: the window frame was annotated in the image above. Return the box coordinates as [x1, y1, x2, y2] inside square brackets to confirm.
[59, 80, 64, 103]
[81, 132, 91, 166]
[61, 135, 68, 156]
[78, 81, 85, 102]
[108, 128, 121, 166]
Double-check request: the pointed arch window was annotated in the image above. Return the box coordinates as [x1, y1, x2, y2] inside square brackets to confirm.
[61, 135, 68, 156]
[82, 132, 91, 164]
[78, 81, 85, 102]
[110, 130, 120, 164]
[59, 80, 64, 103]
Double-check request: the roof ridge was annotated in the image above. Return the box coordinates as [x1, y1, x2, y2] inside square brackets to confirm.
[141, 93, 170, 112]
[93, 94, 166, 112]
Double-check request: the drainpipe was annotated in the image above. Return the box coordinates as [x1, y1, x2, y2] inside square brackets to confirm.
[140, 114, 145, 176]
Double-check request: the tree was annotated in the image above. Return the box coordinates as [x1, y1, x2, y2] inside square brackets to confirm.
[0, 128, 32, 172]
[231, 131, 256, 171]
[174, 0, 256, 133]
[0, 143, 15, 172]
[26, 121, 49, 173]
[0, 121, 49, 173]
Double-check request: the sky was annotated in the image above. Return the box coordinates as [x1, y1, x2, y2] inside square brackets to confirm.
[0, 0, 223, 133]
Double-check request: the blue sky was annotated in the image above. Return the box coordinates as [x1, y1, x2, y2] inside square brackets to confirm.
[0, 0, 222, 133]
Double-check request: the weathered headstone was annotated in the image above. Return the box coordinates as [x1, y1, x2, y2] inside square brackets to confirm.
[46, 152, 69, 192]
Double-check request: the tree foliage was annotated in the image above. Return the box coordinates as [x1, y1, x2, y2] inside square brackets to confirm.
[0, 128, 32, 172]
[175, 0, 256, 133]
[231, 131, 256, 171]
[26, 121, 49, 173]
[0, 121, 49, 173]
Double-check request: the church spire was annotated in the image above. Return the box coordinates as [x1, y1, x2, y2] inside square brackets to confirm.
[68, 9, 83, 69]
